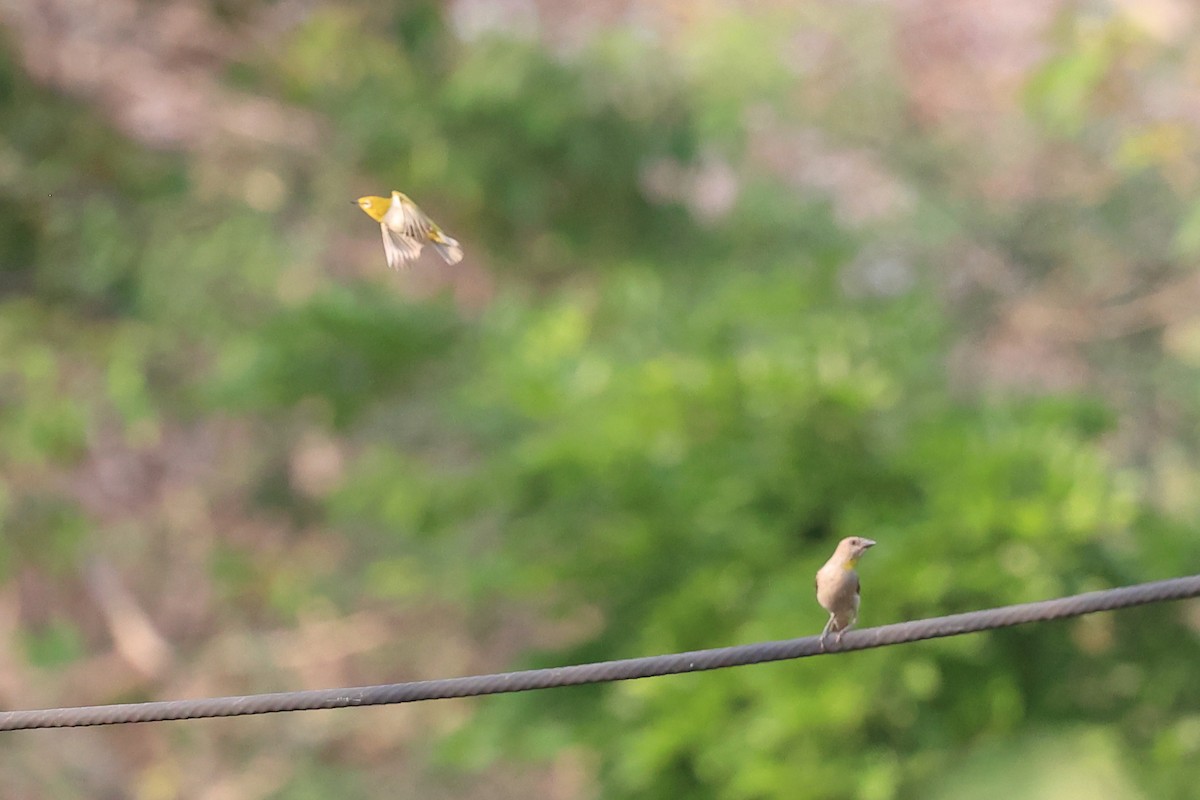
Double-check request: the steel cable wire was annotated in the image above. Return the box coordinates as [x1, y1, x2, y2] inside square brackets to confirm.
[1, 574, 1197, 731]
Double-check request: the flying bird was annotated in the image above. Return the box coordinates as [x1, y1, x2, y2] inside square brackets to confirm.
[356, 191, 463, 269]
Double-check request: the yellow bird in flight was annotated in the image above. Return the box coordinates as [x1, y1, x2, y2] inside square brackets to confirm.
[356, 191, 463, 269]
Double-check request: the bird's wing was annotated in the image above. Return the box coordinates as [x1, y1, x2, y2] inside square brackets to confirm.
[852, 572, 860, 597]
[386, 197, 434, 240]
[381, 224, 423, 270]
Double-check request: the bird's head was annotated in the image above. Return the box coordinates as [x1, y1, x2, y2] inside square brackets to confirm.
[838, 536, 876, 568]
[355, 194, 391, 222]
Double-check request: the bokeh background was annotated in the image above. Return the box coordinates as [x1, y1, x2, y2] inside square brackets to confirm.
[1, 0, 1200, 797]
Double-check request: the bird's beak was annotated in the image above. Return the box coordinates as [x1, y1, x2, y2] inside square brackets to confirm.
[862, 539, 877, 548]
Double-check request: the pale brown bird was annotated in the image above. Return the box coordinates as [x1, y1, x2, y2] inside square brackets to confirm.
[815, 536, 876, 649]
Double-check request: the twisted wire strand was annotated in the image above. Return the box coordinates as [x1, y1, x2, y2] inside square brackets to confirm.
[1, 574, 1197, 731]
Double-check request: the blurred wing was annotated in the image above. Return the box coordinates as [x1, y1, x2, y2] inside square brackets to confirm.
[381, 224, 423, 270]
[386, 198, 463, 265]
[385, 197, 434, 240]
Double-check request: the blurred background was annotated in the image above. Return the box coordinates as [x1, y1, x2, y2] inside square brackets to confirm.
[1, 0, 1199, 797]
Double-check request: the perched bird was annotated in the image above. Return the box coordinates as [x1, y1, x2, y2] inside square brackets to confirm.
[815, 536, 876, 649]
[355, 191, 463, 269]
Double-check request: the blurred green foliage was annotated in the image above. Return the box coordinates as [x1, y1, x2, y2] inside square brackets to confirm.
[1, 3, 1199, 799]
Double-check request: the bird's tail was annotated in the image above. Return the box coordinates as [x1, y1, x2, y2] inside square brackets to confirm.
[428, 230, 464, 265]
